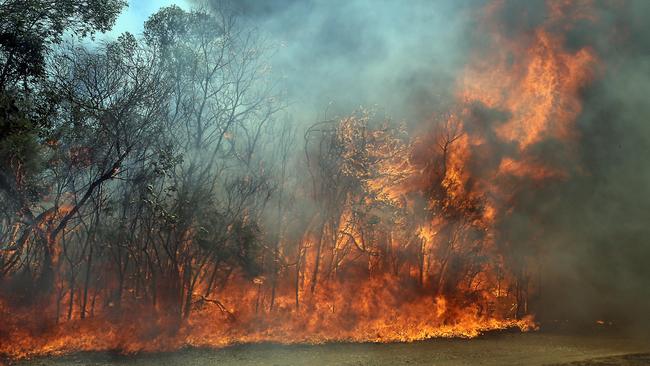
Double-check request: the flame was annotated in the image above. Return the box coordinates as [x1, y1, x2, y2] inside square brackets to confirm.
[0, 0, 597, 360]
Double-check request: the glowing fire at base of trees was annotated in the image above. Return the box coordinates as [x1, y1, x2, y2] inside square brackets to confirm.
[0, 0, 600, 360]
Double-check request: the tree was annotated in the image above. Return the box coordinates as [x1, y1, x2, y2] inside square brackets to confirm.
[0, 0, 126, 295]
[0, 0, 126, 88]
[1, 34, 171, 300]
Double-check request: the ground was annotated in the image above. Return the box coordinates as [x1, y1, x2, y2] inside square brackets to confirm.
[12, 330, 650, 366]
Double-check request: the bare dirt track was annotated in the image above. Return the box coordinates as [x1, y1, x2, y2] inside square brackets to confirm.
[12, 331, 650, 366]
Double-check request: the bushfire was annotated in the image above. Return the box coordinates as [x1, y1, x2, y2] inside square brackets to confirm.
[0, 0, 598, 360]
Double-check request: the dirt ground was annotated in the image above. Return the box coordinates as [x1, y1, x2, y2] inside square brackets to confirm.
[12, 330, 650, 366]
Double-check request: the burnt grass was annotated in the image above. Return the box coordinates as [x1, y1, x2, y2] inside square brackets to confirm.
[8, 328, 650, 366]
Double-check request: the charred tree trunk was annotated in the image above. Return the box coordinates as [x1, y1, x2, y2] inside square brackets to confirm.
[310, 221, 326, 294]
[80, 244, 93, 319]
[295, 244, 304, 310]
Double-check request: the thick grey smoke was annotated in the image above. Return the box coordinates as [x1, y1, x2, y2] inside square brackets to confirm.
[217, 0, 476, 124]
[534, 1, 650, 330]
[191, 0, 650, 330]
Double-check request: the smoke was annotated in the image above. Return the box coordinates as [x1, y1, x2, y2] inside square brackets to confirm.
[214, 0, 479, 124]
[188, 0, 650, 330]
[534, 1, 650, 329]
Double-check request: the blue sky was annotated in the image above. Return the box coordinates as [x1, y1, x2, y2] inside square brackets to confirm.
[104, 0, 190, 39]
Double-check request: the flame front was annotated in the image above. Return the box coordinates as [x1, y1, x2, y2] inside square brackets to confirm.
[0, 0, 598, 359]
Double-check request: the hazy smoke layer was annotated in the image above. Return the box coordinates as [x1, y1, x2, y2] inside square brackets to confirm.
[534, 1, 650, 328]
[223, 0, 481, 124]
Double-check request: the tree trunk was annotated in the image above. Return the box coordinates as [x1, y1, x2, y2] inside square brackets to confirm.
[310, 221, 326, 294]
[80, 244, 93, 319]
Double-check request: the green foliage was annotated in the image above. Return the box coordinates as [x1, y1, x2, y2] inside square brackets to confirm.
[0, 0, 127, 86]
[0, 92, 44, 199]
[0, 0, 127, 204]
[143, 5, 191, 50]
[143, 5, 223, 52]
